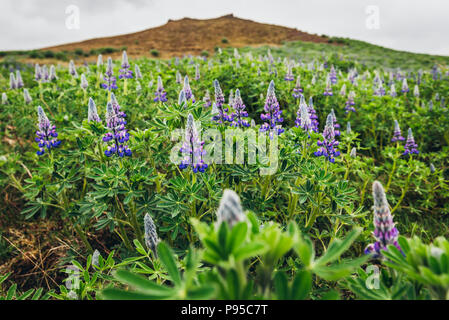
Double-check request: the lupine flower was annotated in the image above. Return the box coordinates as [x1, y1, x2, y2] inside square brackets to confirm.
[119, 51, 133, 79]
[24, 88, 32, 104]
[35, 64, 42, 81]
[212, 79, 231, 124]
[250, 119, 256, 128]
[154, 76, 167, 102]
[178, 89, 187, 107]
[144, 213, 159, 257]
[92, 250, 101, 267]
[183, 76, 195, 102]
[49, 65, 57, 81]
[97, 54, 103, 68]
[295, 95, 312, 133]
[80, 74, 88, 90]
[136, 81, 142, 94]
[403, 128, 419, 156]
[391, 120, 405, 142]
[216, 189, 245, 228]
[364, 181, 401, 259]
[346, 121, 351, 134]
[330, 109, 341, 136]
[430, 163, 436, 173]
[102, 58, 118, 91]
[69, 60, 78, 78]
[323, 77, 333, 96]
[35, 106, 61, 156]
[176, 71, 182, 84]
[314, 113, 340, 163]
[228, 89, 234, 106]
[284, 64, 294, 81]
[230, 89, 250, 128]
[103, 101, 131, 157]
[9, 73, 16, 89]
[195, 64, 200, 80]
[390, 84, 397, 97]
[308, 97, 319, 133]
[350, 147, 357, 158]
[87, 97, 101, 122]
[339, 84, 346, 96]
[179, 114, 208, 173]
[401, 78, 409, 93]
[2, 93, 8, 105]
[135, 64, 142, 79]
[41, 66, 49, 82]
[413, 85, 420, 97]
[292, 75, 303, 99]
[260, 80, 284, 137]
[329, 65, 337, 84]
[16, 70, 24, 88]
[345, 91, 356, 113]
[148, 80, 154, 89]
[202, 90, 211, 108]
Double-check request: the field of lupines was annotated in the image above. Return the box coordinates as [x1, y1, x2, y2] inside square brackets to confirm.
[1, 45, 449, 300]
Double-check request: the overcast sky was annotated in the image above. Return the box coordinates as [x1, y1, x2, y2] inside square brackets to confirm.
[1, 0, 448, 55]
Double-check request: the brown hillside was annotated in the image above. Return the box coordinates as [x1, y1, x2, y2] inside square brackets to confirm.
[41, 14, 330, 59]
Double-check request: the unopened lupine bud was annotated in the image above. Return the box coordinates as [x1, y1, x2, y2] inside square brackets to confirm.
[178, 89, 187, 106]
[69, 60, 78, 77]
[80, 74, 88, 90]
[16, 70, 24, 88]
[49, 65, 57, 81]
[2, 93, 8, 105]
[144, 213, 159, 257]
[97, 54, 103, 67]
[88, 97, 101, 122]
[346, 121, 351, 134]
[350, 147, 356, 158]
[92, 249, 101, 267]
[9, 73, 16, 89]
[430, 163, 436, 173]
[24, 88, 32, 104]
[216, 189, 245, 228]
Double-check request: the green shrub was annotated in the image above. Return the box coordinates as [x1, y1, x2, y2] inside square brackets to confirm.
[150, 49, 159, 57]
[221, 38, 229, 44]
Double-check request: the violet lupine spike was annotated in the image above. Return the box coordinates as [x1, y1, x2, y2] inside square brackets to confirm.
[292, 75, 303, 99]
[80, 74, 88, 90]
[391, 120, 405, 142]
[345, 91, 356, 114]
[212, 79, 231, 124]
[375, 82, 385, 96]
[102, 57, 118, 91]
[323, 77, 333, 96]
[216, 189, 245, 229]
[413, 85, 419, 97]
[87, 97, 101, 122]
[135, 64, 142, 79]
[202, 90, 211, 108]
[403, 128, 419, 156]
[24, 89, 32, 104]
[330, 109, 341, 136]
[16, 71, 24, 88]
[183, 76, 195, 102]
[295, 95, 312, 134]
[41, 66, 49, 83]
[49, 65, 57, 81]
[69, 60, 78, 78]
[364, 181, 402, 259]
[230, 89, 250, 128]
[284, 64, 294, 81]
[260, 80, 284, 137]
[119, 51, 133, 79]
[35, 106, 61, 156]
[144, 213, 159, 257]
[401, 78, 409, 93]
[179, 114, 208, 173]
[35, 64, 42, 82]
[308, 97, 319, 133]
[154, 76, 167, 102]
[9, 73, 16, 89]
[195, 64, 200, 80]
[103, 101, 131, 157]
[314, 113, 340, 163]
[329, 65, 337, 84]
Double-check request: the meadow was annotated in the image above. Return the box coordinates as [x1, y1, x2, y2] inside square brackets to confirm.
[0, 42, 449, 300]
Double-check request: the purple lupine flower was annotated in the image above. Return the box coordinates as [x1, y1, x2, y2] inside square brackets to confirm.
[9, 73, 16, 89]
[230, 89, 250, 128]
[119, 51, 133, 79]
[212, 79, 231, 124]
[308, 97, 319, 133]
[49, 65, 57, 81]
[344, 91, 356, 114]
[364, 181, 401, 259]
[295, 95, 312, 133]
[329, 65, 337, 84]
[413, 85, 419, 97]
[87, 97, 101, 122]
[292, 75, 303, 99]
[69, 60, 78, 78]
[16, 70, 24, 88]
[260, 80, 284, 137]
[330, 109, 340, 136]
[403, 128, 419, 156]
[41, 65, 49, 83]
[284, 64, 294, 81]
[103, 101, 131, 157]
[102, 57, 118, 91]
[154, 76, 167, 102]
[374, 82, 386, 97]
[202, 90, 211, 108]
[179, 114, 208, 173]
[323, 77, 333, 96]
[314, 113, 340, 163]
[35, 64, 42, 82]
[183, 76, 195, 102]
[401, 78, 409, 93]
[35, 106, 61, 156]
[391, 120, 405, 142]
